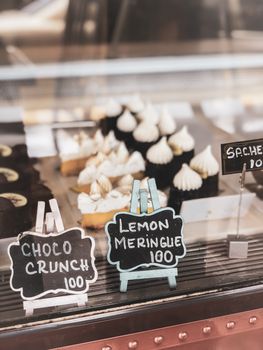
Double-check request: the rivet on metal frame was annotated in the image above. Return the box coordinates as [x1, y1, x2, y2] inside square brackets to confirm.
[102, 346, 112, 350]
[153, 336, 164, 345]
[178, 331, 188, 341]
[226, 321, 235, 330]
[202, 326, 212, 335]
[249, 316, 258, 325]
[128, 340, 138, 349]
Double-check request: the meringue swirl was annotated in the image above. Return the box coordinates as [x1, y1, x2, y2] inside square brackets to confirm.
[133, 120, 159, 142]
[127, 94, 144, 114]
[138, 102, 159, 124]
[159, 106, 176, 136]
[190, 145, 219, 178]
[146, 137, 173, 164]
[117, 110, 137, 132]
[105, 98, 122, 117]
[173, 163, 202, 191]
[168, 126, 195, 155]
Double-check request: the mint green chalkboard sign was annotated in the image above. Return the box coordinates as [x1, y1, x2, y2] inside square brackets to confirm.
[105, 178, 186, 292]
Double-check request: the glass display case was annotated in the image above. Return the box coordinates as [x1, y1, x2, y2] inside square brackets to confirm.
[0, 1, 263, 349]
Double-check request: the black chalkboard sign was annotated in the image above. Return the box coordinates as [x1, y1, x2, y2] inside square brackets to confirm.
[8, 228, 97, 300]
[105, 208, 186, 272]
[221, 138, 263, 175]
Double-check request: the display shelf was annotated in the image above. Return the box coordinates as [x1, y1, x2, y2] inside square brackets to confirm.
[0, 152, 263, 329]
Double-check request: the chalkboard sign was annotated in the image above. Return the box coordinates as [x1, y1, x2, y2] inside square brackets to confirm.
[8, 228, 97, 300]
[221, 138, 263, 175]
[105, 207, 186, 272]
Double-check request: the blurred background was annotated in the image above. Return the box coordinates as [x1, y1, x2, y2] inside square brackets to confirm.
[0, 0, 263, 139]
[1, 0, 263, 59]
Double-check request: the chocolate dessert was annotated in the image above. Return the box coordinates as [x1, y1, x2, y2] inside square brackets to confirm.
[0, 166, 40, 192]
[0, 144, 36, 166]
[0, 193, 32, 238]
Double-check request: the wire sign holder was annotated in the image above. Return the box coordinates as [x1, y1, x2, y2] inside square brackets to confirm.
[227, 163, 249, 258]
[105, 178, 186, 292]
[221, 138, 263, 259]
[8, 199, 97, 316]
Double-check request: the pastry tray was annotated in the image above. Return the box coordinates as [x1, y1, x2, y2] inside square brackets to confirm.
[0, 156, 262, 271]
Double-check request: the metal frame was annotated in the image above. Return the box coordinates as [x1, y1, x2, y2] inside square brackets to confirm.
[2, 284, 263, 349]
[51, 307, 263, 349]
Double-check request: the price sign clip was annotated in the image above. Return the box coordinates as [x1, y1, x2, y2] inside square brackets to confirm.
[228, 163, 248, 259]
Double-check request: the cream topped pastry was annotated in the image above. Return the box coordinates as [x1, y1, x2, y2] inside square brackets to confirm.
[98, 151, 145, 178]
[146, 137, 173, 165]
[117, 110, 137, 133]
[100, 98, 123, 135]
[168, 126, 195, 155]
[145, 137, 174, 189]
[133, 120, 159, 143]
[159, 106, 177, 136]
[190, 145, 219, 178]
[57, 130, 95, 160]
[78, 176, 131, 228]
[85, 152, 107, 167]
[78, 164, 97, 188]
[100, 131, 120, 154]
[105, 98, 123, 118]
[116, 174, 134, 194]
[97, 174, 113, 194]
[125, 152, 145, 173]
[168, 125, 195, 174]
[93, 129, 104, 149]
[138, 102, 159, 124]
[56, 130, 80, 158]
[117, 174, 134, 187]
[173, 164, 202, 191]
[116, 142, 130, 163]
[127, 94, 145, 114]
[89, 105, 106, 121]
[168, 164, 203, 213]
[133, 119, 159, 156]
[78, 189, 130, 214]
[77, 150, 145, 192]
[190, 145, 219, 197]
[115, 109, 137, 147]
[56, 129, 97, 176]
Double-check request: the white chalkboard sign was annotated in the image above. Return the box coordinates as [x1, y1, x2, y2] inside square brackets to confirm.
[221, 138, 263, 175]
[8, 228, 97, 300]
[106, 207, 186, 272]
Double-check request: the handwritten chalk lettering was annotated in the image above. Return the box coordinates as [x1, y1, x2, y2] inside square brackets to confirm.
[64, 276, 85, 290]
[8, 228, 97, 300]
[21, 241, 72, 258]
[25, 259, 89, 275]
[106, 208, 186, 271]
[221, 138, 263, 175]
[150, 250, 174, 263]
[226, 145, 263, 159]
[114, 236, 183, 250]
[250, 158, 263, 169]
[119, 218, 169, 233]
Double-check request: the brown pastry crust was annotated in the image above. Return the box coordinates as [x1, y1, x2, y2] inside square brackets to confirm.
[60, 158, 90, 176]
[81, 207, 128, 229]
